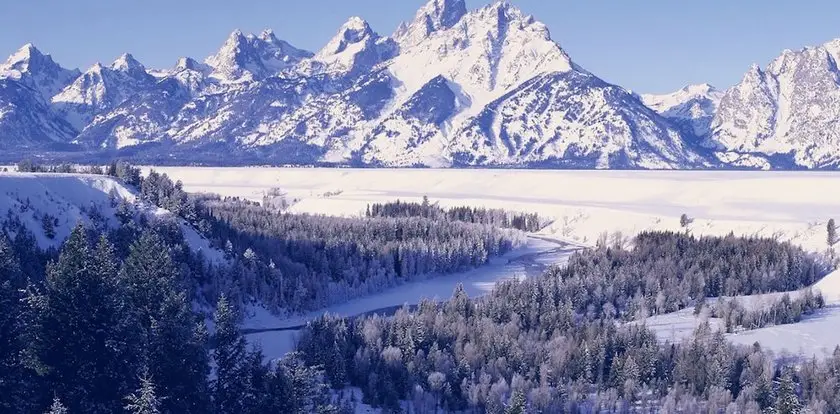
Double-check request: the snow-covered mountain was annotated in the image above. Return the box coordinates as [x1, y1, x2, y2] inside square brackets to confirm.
[0, 44, 80, 99]
[2, 0, 840, 169]
[642, 83, 723, 140]
[52, 54, 157, 130]
[708, 39, 840, 169]
[205, 29, 312, 83]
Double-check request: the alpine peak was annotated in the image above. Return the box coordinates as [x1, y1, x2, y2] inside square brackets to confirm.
[110, 53, 145, 73]
[394, 0, 467, 45]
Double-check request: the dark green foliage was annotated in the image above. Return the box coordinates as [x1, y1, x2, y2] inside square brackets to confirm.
[0, 234, 33, 412]
[120, 230, 210, 413]
[212, 295, 249, 414]
[296, 232, 835, 412]
[191, 194, 521, 312]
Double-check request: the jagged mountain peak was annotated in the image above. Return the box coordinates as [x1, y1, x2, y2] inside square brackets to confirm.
[4, 43, 42, 66]
[319, 17, 377, 56]
[110, 53, 146, 73]
[205, 28, 311, 82]
[175, 57, 201, 71]
[394, 0, 467, 46]
[1, 43, 80, 99]
[642, 83, 724, 139]
[305, 16, 392, 78]
[709, 37, 840, 168]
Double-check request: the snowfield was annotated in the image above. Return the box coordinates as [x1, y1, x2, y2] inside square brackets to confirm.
[147, 167, 840, 252]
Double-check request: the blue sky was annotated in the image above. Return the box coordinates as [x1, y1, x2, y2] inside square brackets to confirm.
[1, 0, 839, 94]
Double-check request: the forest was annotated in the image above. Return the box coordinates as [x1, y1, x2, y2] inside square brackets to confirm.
[2, 161, 838, 413]
[0, 222, 352, 413]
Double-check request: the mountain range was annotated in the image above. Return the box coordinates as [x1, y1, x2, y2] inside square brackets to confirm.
[2, 0, 840, 169]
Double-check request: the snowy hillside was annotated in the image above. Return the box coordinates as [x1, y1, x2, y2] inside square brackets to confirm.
[4, 1, 840, 169]
[0, 172, 220, 259]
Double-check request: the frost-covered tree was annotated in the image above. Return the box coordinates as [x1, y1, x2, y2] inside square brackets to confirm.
[124, 372, 162, 414]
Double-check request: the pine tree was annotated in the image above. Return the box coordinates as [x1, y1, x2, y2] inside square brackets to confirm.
[26, 226, 141, 413]
[212, 294, 248, 414]
[125, 372, 163, 414]
[829, 219, 837, 247]
[505, 391, 526, 414]
[774, 370, 802, 414]
[0, 234, 30, 412]
[120, 230, 210, 413]
[45, 397, 68, 414]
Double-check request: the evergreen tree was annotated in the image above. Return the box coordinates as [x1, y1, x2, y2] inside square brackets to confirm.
[774, 370, 802, 414]
[119, 230, 210, 412]
[506, 391, 526, 414]
[26, 226, 140, 413]
[45, 397, 68, 414]
[828, 218, 837, 247]
[212, 294, 248, 414]
[0, 234, 31, 412]
[125, 372, 163, 414]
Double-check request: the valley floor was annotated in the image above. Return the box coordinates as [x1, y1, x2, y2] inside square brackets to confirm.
[143, 167, 840, 359]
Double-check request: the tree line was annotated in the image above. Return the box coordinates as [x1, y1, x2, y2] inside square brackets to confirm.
[366, 197, 547, 232]
[710, 289, 826, 333]
[554, 231, 824, 321]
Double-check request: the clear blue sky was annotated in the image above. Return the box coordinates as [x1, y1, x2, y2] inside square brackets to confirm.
[2, 0, 839, 94]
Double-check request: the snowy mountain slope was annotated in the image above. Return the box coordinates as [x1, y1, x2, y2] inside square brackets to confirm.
[642, 83, 723, 139]
[75, 77, 194, 149]
[0, 43, 80, 99]
[52, 54, 157, 130]
[0, 79, 78, 148]
[6, 1, 840, 169]
[301, 17, 396, 80]
[448, 70, 709, 168]
[0, 172, 222, 259]
[205, 29, 312, 83]
[709, 39, 840, 168]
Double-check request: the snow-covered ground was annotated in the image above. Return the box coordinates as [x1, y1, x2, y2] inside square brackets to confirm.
[143, 167, 840, 360]
[643, 269, 840, 358]
[144, 168, 840, 253]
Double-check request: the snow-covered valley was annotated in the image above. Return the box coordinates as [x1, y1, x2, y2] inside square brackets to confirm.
[6, 167, 840, 362]
[143, 167, 840, 361]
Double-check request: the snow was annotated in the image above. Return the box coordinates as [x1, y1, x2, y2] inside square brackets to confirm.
[140, 166, 840, 359]
[640, 268, 840, 360]
[0, 172, 223, 261]
[146, 167, 840, 254]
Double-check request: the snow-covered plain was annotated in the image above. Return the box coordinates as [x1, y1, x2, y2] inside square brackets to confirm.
[145, 167, 840, 360]
[147, 167, 840, 252]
